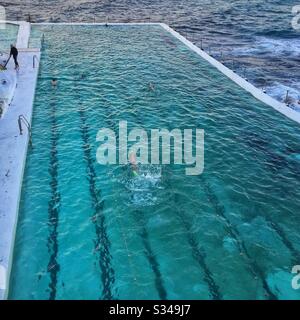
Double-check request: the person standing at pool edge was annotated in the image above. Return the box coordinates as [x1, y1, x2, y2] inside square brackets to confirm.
[9, 44, 19, 70]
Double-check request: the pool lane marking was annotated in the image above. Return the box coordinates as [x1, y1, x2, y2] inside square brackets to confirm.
[265, 218, 300, 266]
[166, 82, 277, 299]
[113, 210, 141, 297]
[163, 172, 221, 300]
[76, 84, 115, 300]
[97, 98, 147, 298]
[125, 83, 218, 299]
[102, 103, 168, 299]
[134, 210, 168, 300]
[47, 93, 61, 300]
[241, 137, 300, 264]
[171, 189, 222, 300]
[200, 177, 277, 300]
[151, 112, 220, 298]
[95, 104, 141, 296]
[96, 84, 168, 299]
[113, 97, 168, 299]
[167, 21, 300, 280]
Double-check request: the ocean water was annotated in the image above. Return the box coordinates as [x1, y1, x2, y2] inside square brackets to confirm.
[8, 24, 300, 300]
[2, 0, 300, 107]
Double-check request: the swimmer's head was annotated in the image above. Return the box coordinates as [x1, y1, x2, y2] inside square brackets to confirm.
[149, 82, 155, 91]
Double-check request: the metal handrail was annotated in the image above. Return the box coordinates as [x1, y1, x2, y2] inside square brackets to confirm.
[18, 114, 32, 147]
[284, 90, 290, 105]
[33, 55, 39, 69]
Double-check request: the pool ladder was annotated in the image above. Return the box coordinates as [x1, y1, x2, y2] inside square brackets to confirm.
[18, 114, 33, 147]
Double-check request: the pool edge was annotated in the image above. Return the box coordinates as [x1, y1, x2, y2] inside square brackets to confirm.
[160, 23, 300, 125]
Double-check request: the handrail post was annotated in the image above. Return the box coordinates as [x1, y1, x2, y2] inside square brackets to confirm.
[33, 55, 39, 69]
[18, 115, 33, 147]
[18, 116, 23, 135]
[285, 90, 289, 104]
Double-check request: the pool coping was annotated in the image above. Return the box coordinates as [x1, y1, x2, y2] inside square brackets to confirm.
[0, 21, 40, 300]
[1, 21, 299, 301]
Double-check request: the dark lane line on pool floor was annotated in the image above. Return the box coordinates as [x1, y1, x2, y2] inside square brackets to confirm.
[104, 119, 168, 299]
[164, 173, 222, 300]
[173, 194, 222, 300]
[175, 100, 277, 299]
[103, 88, 169, 299]
[200, 176, 277, 300]
[134, 210, 168, 300]
[240, 132, 300, 263]
[76, 80, 115, 300]
[127, 84, 221, 299]
[47, 92, 61, 300]
[266, 218, 300, 266]
[94, 100, 146, 298]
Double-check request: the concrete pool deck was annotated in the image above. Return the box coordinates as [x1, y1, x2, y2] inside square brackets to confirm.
[0, 21, 299, 300]
[0, 21, 40, 299]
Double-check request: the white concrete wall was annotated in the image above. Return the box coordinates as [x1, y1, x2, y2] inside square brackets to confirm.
[16, 22, 31, 48]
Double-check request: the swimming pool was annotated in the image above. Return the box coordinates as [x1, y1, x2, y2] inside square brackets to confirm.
[0, 23, 18, 53]
[9, 24, 300, 300]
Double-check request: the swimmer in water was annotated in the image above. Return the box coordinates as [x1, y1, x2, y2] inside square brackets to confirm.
[149, 82, 155, 91]
[51, 78, 57, 87]
[129, 152, 139, 177]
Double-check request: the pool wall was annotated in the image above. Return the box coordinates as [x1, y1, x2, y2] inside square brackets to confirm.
[0, 21, 40, 300]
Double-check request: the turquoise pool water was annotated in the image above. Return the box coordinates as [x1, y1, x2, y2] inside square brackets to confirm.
[0, 23, 18, 53]
[9, 25, 300, 300]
